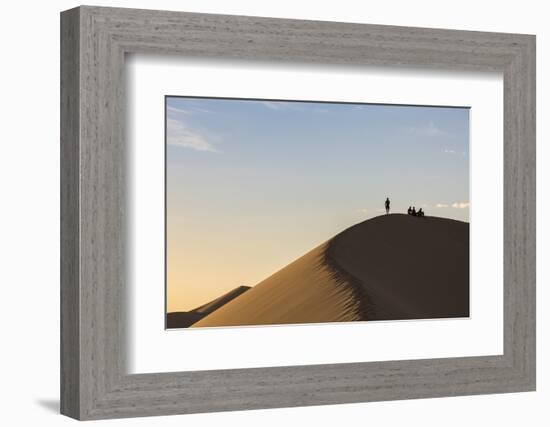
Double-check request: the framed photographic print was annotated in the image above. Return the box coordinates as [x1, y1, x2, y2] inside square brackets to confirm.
[164, 96, 471, 330]
[61, 6, 536, 420]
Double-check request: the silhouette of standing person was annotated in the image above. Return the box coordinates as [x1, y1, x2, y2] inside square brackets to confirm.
[385, 197, 390, 214]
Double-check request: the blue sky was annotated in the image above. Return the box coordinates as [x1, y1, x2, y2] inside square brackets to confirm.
[166, 97, 469, 311]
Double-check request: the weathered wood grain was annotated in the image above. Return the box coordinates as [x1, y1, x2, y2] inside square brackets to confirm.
[60, 7, 80, 419]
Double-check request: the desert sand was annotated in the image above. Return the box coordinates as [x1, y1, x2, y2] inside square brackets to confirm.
[167, 213, 469, 328]
[166, 285, 250, 329]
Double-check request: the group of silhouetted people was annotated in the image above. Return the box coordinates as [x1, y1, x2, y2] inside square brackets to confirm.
[384, 198, 425, 217]
[407, 206, 424, 217]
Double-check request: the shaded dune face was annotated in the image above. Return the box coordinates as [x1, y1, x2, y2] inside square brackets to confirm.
[191, 214, 469, 328]
[328, 214, 469, 320]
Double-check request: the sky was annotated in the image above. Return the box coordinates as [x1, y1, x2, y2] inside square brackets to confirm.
[166, 97, 470, 312]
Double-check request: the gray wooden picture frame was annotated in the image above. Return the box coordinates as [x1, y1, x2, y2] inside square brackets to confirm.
[60, 5, 536, 420]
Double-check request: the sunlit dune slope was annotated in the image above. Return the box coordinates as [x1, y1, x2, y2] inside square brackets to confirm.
[193, 285, 251, 315]
[191, 242, 362, 327]
[166, 285, 250, 329]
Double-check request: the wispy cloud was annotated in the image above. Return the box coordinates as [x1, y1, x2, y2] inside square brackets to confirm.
[167, 104, 212, 115]
[167, 118, 220, 153]
[261, 101, 287, 111]
[188, 105, 212, 114]
[167, 106, 192, 115]
[444, 148, 467, 156]
[260, 101, 329, 113]
[408, 122, 451, 138]
[451, 202, 470, 209]
[435, 202, 470, 209]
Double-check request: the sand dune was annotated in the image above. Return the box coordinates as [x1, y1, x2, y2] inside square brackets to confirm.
[166, 285, 251, 329]
[190, 214, 469, 328]
[192, 242, 362, 328]
[166, 311, 205, 329]
[192, 285, 251, 315]
[327, 214, 469, 320]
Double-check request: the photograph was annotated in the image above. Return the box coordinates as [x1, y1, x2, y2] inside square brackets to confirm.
[165, 97, 470, 329]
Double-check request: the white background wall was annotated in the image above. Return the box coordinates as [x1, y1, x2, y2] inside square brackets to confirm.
[0, 0, 546, 425]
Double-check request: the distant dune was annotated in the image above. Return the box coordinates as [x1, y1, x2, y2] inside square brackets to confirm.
[166, 311, 205, 329]
[192, 285, 251, 315]
[166, 285, 250, 329]
[190, 214, 469, 328]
